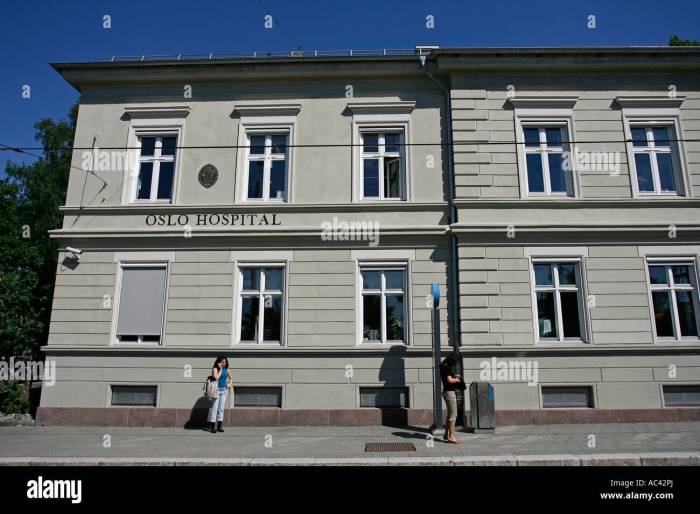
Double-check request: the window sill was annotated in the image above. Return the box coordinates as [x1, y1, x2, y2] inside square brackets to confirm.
[357, 342, 408, 348]
[524, 195, 575, 200]
[535, 340, 589, 346]
[233, 342, 285, 347]
[126, 200, 173, 206]
[242, 199, 288, 203]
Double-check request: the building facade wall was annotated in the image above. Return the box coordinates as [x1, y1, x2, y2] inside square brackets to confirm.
[37, 50, 700, 426]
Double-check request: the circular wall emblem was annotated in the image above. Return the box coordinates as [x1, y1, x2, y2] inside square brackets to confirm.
[198, 164, 218, 188]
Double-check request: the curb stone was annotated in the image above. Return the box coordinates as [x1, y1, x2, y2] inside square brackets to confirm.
[516, 454, 581, 466]
[579, 454, 642, 466]
[0, 453, 698, 466]
[452, 455, 518, 466]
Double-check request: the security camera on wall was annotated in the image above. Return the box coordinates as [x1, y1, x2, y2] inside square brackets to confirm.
[65, 247, 83, 260]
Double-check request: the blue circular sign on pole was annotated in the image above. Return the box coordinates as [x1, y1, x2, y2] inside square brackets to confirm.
[432, 282, 439, 309]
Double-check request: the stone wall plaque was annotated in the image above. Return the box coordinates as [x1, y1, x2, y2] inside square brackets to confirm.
[198, 164, 218, 188]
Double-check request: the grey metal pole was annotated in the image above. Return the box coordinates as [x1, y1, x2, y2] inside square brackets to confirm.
[430, 283, 443, 434]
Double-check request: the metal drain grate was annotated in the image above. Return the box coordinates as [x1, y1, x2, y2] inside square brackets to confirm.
[365, 442, 416, 453]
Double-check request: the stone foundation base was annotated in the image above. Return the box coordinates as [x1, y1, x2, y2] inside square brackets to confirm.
[35, 407, 700, 428]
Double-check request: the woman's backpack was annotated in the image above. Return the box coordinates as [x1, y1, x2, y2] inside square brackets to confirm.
[203, 376, 219, 399]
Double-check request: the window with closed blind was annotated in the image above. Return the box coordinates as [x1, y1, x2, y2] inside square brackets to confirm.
[541, 386, 593, 408]
[663, 385, 700, 407]
[115, 264, 168, 343]
[359, 387, 409, 408]
[111, 385, 157, 406]
[234, 387, 282, 407]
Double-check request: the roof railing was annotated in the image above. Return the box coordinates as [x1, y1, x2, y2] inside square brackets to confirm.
[103, 47, 438, 62]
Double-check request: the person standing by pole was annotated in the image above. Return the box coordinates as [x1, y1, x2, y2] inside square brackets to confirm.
[440, 351, 465, 443]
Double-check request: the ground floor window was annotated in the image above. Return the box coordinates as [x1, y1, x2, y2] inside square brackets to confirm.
[663, 385, 700, 407]
[238, 265, 285, 344]
[115, 264, 168, 343]
[359, 387, 409, 408]
[111, 385, 157, 406]
[541, 386, 593, 408]
[647, 260, 700, 340]
[359, 264, 407, 343]
[532, 260, 585, 342]
[234, 387, 282, 407]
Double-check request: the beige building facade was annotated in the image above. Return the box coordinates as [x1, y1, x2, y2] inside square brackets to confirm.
[38, 47, 700, 426]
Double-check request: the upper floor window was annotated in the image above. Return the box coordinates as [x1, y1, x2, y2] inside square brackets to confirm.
[630, 125, 683, 195]
[237, 265, 285, 344]
[647, 261, 699, 340]
[360, 131, 406, 200]
[360, 265, 407, 343]
[245, 133, 289, 201]
[532, 260, 586, 342]
[134, 135, 177, 202]
[523, 125, 573, 197]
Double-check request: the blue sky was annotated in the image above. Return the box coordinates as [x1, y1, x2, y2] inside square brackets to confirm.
[1, 0, 699, 169]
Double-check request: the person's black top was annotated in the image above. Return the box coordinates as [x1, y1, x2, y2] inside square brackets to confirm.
[440, 362, 458, 391]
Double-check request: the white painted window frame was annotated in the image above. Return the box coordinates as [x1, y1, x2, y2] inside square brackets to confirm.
[132, 134, 178, 202]
[233, 262, 287, 346]
[623, 118, 688, 197]
[515, 117, 578, 199]
[110, 261, 170, 346]
[520, 123, 574, 197]
[234, 107, 299, 204]
[510, 97, 579, 200]
[242, 130, 291, 202]
[351, 114, 412, 202]
[644, 257, 700, 342]
[357, 262, 409, 345]
[359, 129, 407, 200]
[122, 115, 186, 206]
[529, 257, 588, 343]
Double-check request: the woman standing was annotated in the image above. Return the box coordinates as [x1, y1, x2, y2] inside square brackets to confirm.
[440, 351, 465, 444]
[208, 356, 232, 434]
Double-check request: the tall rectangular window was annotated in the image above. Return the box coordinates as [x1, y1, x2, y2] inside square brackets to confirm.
[630, 125, 682, 195]
[134, 135, 177, 202]
[360, 265, 406, 343]
[532, 261, 585, 341]
[523, 125, 572, 196]
[360, 131, 405, 200]
[245, 133, 288, 201]
[238, 266, 284, 344]
[115, 264, 168, 343]
[647, 261, 700, 340]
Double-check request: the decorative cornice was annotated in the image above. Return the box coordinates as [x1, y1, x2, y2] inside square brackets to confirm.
[40, 344, 700, 357]
[59, 202, 448, 215]
[615, 95, 685, 109]
[346, 101, 416, 115]
[508, 96, 578, 110]
[48, 226, 449, 239]
[454, 198, 700, 209]
[232, 103, 302, 117]
[451, 223, 700, 234]
[123, 105, 191, 119]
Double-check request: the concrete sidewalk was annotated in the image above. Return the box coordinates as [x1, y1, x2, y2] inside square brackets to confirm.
[1, 421, 699, 466]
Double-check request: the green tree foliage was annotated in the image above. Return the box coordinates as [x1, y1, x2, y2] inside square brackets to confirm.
[0, 381, 30, 414]
[669, 35, 700, 46]
[1, 103, 78, 358]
